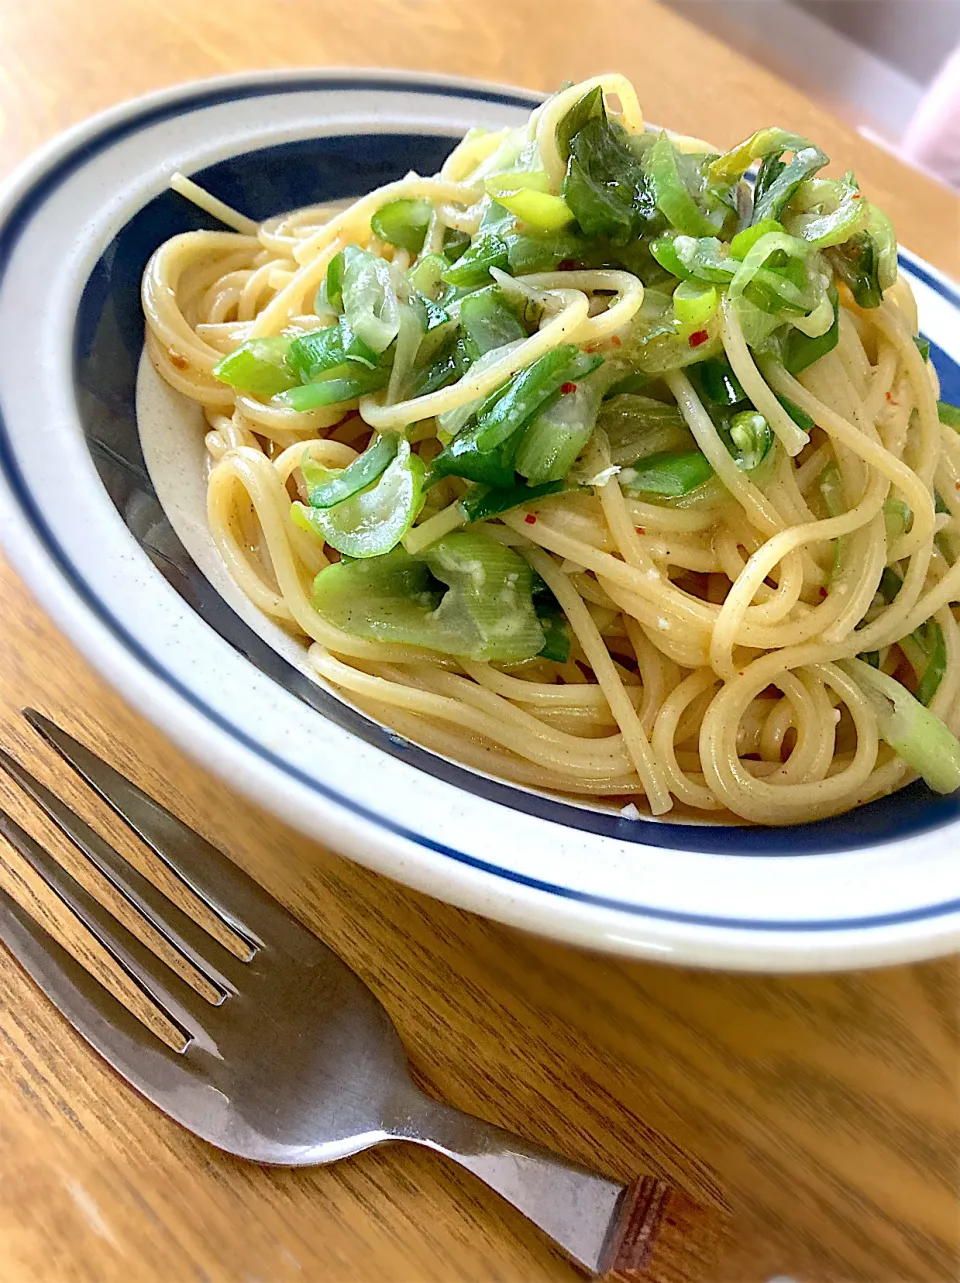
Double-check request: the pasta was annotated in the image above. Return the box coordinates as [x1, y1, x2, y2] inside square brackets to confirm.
[142, 74, 960, 825]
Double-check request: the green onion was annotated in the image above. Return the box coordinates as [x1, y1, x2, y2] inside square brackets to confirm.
[783, 287, 840, 374]
[878, 567, 904, 603]
[277, 365, 391, 412]
[475, 347, 603, 451]
[708, 127, 825, 185]
[459, 479, 564, 523]
[839, 658, 960, 794]
[603, 372, 649, 398]
[300, 435, 399, 509]
[938, 401, 960, 430]
[458, 287, 526, 362]
[728, 410, 773, 471]
[729, 218, 788, 260]
[515, 367, 608, 483]
[883, 499, 912, 545]
[428, 419, 519, 489]
[775, 392, 816, 433]
[826, 230, 885, 309]
[819, 463, 844, 518]
[311, 532, 546, 661]
[407, 252, 448, 299]
[292, 436, 425, 557]
[212, 336, 299, 397]
[323, 244, 365, 314]
[698, 358, 747, 406]
[913, 621, 947, 708]
[532, 575, 571, 662]
[670, 235, 737, 283]
[620, 450, 714, 498]
[913, 335, 930, 362]
[338, 316, 382, 369]
[597, 394, 691, 466]
[371, 199, 433, 254]
[485, 172, 574, 232]
[645, 133, 720, 238]
[752, 142, 830, 224]
[441, 234, 510, 288]
[342, 249, 407, 354]
[411, 338, 460, 398]
[287, 326, 345, 382]
[788, 173, 867, 249]
[673, 280, 719, 329]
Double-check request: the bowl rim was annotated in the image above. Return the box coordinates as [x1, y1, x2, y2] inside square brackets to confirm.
[1, 66, 958, 973]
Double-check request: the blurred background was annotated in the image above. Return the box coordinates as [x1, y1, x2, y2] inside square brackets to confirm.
[664, 0, 960, 189]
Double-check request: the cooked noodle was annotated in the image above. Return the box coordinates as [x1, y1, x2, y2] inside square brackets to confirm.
[142, 75, 960, 825]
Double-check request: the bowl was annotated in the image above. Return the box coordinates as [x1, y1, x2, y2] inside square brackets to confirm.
[1, 69, 958, 972]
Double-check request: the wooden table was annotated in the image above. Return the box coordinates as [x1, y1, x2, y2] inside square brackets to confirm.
[0, 2, 958, 1280]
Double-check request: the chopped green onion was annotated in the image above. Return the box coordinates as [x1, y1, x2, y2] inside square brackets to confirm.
[729, 218, 788, 260]
[459, 478, 564, 523]
[620, 449, 714, 498]
[458, 287, 526, 361]
[783, 287, 840, 374]
[300, 435, 399, 509]
[826, 230, 885, 308]
[287, 326, 345, 382]
[913, 335, 930, 362]
[819, 463, 844, 518]
[673, 279, 719, 329]
[878, 567, 904, 603]
[515, 367, 608, 483]
[474, 347, 603, 451]
[311, 532, 546, 662]
[428, 419, 519, 489]
[938, 401, 960, 430]
[277, 364, 391, 412]
[407, 252, 448, 299]
[728, 410, 773, 471]
[708, 127, 826, 185]
[342, 249, 409, 354]
[774, 393, 816, 433]
[839, 658, 960, 794]
[883, 499, 912, 545]
[292, 436, 425, 557]
[597, 394, 691, 465]
[212, 336, 298, 397]
[698, 358, 747, 406]
[752, 142, 830, 224]
[323, 244, 365, 314]
[786, 173, 867, 249]
[485, 172, 575, 231]
[371, 199, 433, 254]
[645, 133, 720, 238]
[441, 234, 510, 287]
[532, 576, 571, 663]
[913, 621, 947, 708]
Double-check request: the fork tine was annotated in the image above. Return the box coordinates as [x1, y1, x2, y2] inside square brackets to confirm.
[0, 877, 195, 1082]
[24, 711, 303, 952]
[0, 807, 214, 1044]
[0, 746, 238, 993]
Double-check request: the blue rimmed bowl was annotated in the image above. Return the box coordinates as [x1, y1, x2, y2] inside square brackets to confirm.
[1, 70, 958, 971]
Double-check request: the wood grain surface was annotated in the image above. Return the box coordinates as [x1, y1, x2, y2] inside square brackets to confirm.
[0, 2, 957, 1280]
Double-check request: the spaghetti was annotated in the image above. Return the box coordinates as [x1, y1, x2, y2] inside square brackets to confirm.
[142, 73, 960, 825]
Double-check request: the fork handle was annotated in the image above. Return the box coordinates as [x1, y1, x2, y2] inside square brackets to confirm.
[397, 1094, 674, 1275]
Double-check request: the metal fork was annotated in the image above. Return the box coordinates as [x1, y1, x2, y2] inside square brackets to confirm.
[0, 710, 677, 1276]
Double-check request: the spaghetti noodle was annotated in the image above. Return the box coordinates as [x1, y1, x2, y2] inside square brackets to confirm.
[142, 73, 960, 825]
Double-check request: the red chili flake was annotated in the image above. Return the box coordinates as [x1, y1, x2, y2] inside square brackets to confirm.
[611, 335, 622, 348]
[819, 586, 828, 598]
[852, 192, 863, 200]
[635, 526, 645, 535]
[885, 391, 900, 406]
[560, 381, 578, 395]
[558, 258, 577, 270]
[955, 481, 960, 490]
[524, 513, 537, 525]
[688, 329, 710, 348]
[169, 352, 189, 370]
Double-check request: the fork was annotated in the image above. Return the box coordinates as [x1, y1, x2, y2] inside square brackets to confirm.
[0, 710, 682, 1276]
